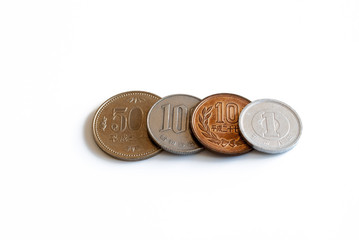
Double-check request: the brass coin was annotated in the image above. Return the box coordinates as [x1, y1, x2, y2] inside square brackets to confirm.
[92, 91, 162, 161]
[191, 93, 252, 155]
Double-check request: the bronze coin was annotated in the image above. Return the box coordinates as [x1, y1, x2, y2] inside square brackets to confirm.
[191, 93, 252, 155]
[92, 91, 162, 161]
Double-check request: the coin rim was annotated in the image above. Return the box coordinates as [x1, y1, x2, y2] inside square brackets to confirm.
[190, 93, 253, 155]
[238, 98, 303, 154]
[147, 94, 204, 155]
[92, 90, 162, 161]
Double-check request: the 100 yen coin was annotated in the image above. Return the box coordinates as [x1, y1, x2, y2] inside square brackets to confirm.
[147, 94, 203, 154]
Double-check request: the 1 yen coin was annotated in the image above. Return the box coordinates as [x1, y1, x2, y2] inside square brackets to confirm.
[238, 99, 302, 154]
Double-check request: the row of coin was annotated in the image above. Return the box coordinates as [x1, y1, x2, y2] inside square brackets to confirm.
[92, 91, 302, 161]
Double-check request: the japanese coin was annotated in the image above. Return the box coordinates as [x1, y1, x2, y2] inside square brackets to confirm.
[92, 91, 162, 161]
[191, 93, 252, 155]
[238, 99, 302, 154]
[147, 94, 203, 154]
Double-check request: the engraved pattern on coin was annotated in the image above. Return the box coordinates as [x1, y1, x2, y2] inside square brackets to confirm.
[93, 91, 161, 161]
[197, 106, 243, 147]
[101, 116, 107, 131]
[128, 97, 145, 103]
[147, 94, 203, 155]
[191, 93, 252, 155]
[238, 99, 302, 154]
[252, 111, 290, 140]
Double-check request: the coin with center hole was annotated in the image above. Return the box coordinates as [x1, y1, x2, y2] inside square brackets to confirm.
[191, 93, 252, 155]
[238, 99, 302, 154]
[147, 94, 203, 154]
[92, 91, 162, 161]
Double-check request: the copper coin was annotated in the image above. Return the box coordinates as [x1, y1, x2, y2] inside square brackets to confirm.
[191, 93, 252, 155]
[92, 91, 162, 161]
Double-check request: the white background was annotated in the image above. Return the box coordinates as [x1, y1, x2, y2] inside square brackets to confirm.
[1, 0, 358, 239]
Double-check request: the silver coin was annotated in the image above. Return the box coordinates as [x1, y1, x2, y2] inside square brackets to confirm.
[238, 99, 302, 154]
[147, 94, 203, 154]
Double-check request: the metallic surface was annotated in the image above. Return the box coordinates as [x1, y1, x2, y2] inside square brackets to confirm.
[191, 93, 252, 155]
[147, 94, 203, 154]
[92, 91, 162, 160]
[238, 99, 302, 154]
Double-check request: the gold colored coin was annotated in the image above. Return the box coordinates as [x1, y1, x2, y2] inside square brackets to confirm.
[92, 91, 162, 161]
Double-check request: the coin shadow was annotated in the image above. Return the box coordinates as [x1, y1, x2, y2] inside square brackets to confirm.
[193, 149, 278, 163]
[153, 148, 276, 163]
[83, 109, 132, 164]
